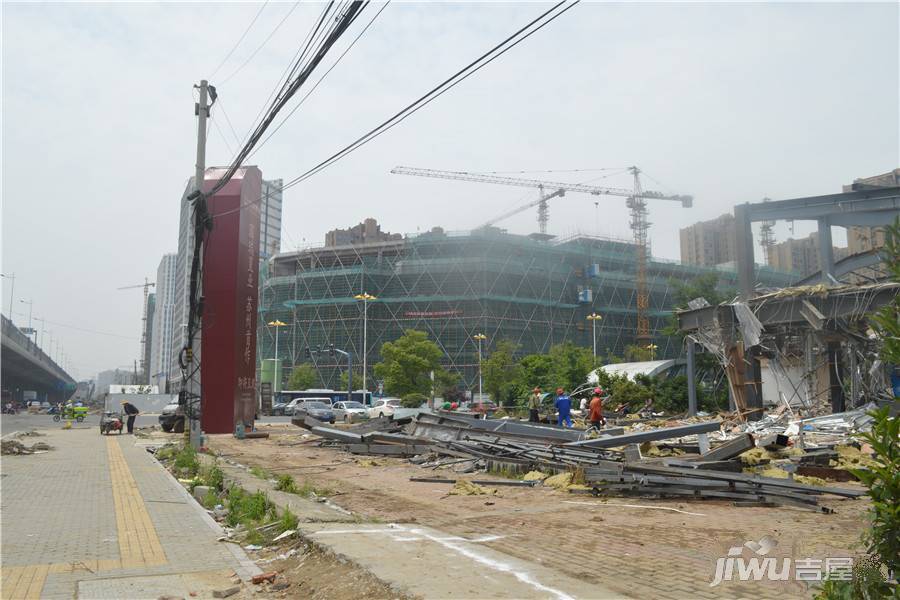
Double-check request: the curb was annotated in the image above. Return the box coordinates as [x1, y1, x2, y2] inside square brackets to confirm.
[146, 449, 263, 582]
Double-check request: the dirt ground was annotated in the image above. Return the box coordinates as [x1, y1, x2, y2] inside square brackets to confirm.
[208, 423, 872, 599]
[245, 540, 413, 600]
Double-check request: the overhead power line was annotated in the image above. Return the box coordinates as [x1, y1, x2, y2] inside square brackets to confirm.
[209, 1, 269, 79]
[212, 0, 580, 221]
[247, 0, 391, 160]
[280, 0, 580, 189]
[219, 1, 302, 85]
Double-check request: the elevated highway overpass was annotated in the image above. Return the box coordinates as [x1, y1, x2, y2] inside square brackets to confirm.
[1, 315, 76, 404]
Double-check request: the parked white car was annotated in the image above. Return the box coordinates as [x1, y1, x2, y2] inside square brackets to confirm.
[332, 401, 370, 423]
[367, 398, 402, 418]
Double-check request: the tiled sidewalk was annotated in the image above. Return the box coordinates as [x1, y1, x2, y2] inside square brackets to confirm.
[1, 427, 257, 599]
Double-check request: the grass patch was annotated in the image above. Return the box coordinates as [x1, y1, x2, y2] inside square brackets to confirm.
[173, 445, 200, 477]
[201, 464, 225, 491]
[243, 529, 265, 546]
[155, 445, 178, 462]
[249, 466, 271, 480]
[296, 479, 333, 498]
[279, 508, 299, 532]
[275, 474, 299, 493]
[201, 488, 219, 509]
[273, 473, 332, 498]
[225, 487, 277, 528]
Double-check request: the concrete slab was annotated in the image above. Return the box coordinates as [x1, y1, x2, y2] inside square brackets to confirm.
[299, 522, 622, 599]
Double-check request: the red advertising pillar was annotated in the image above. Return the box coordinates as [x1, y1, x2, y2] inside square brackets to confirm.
[200, 166, 261, 434]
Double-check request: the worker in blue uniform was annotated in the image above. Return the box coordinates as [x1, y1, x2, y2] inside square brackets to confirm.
[554, 387, 572, 428]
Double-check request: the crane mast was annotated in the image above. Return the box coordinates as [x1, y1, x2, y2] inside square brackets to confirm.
[117, 278, 156, 383]
[627, 167, 651, 344]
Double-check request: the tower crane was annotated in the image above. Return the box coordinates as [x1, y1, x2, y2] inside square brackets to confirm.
[390, 165, 693, 344]
[758, 197, 776, 266]
[118, 278, 156, 382]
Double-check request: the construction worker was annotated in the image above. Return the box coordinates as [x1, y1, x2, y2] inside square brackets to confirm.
[120, 400, 140, 434]
[589, 387, 606, 429]
[528, 388, 542, 422]
[554, 388, 572, 428]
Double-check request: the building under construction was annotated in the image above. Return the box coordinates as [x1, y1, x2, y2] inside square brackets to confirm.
[259, 223, 796, 390]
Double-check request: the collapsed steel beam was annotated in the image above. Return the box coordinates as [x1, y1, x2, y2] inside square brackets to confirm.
[562, 421, 722, 449]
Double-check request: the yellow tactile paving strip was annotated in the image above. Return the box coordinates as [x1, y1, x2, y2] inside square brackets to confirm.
[0, 565, 51, 600]
[1, 438, 168, 599]
[106, 436, 167, 568]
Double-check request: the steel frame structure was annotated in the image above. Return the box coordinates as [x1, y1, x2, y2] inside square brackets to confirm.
[259, 229, 797, 390]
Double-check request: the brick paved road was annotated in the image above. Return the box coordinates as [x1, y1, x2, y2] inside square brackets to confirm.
[1, 427, 258, 599]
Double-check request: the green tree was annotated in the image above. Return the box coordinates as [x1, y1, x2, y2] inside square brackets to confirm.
[373, 330, 445, 397]
[515, 354, 555, 398]
[482, 341, 522, 404]
[547, 342, 595, 392]
[286, 364, 317, 390]
[338, 368, 363, 391]
[818, 218, 899, 598]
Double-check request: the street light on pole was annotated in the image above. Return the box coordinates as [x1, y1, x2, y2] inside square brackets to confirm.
[20, 299, 33, 333]
[646, 343, 658, 360]
[1, 273, 15, 322]
[473, 333, 487, 402]
[353, 293, 377, 393]
[267, 320, 287, 364]
[586, 313, 602, 360]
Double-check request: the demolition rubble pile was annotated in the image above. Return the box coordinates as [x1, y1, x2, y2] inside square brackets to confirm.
[1, 439, 53, 455]
[299, 411, 869, 512]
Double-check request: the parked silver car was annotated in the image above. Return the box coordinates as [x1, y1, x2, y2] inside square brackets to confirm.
[332, 401, 369, 423]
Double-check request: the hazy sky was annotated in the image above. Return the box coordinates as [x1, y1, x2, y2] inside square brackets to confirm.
[2, 1, 897, 379]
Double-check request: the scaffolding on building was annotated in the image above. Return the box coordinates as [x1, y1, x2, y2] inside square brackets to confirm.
[258, 227, 797, 391]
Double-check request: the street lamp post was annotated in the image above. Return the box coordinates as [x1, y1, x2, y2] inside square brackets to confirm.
[267, 320, 287, 363]
[20, 299, 33, 333]
[473, 333, 487, 402]
[586, 313, 602, 360]
[646, 343, 658, 360]
[1, 273, 15, 321]
[353, 293, 377, 393]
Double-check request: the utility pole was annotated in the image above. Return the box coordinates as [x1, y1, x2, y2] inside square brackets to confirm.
[188, 79, 210, 448]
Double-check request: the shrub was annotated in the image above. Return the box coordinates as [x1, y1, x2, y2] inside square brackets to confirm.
[275, 474, 298, 494]
[202, 465, 225, 491]
[279, 508, 299, 532]
[173, 445, 200, 476]
[401, 392, 428, 408]
[225, 487, 277, 527]
[249, 466, 271, 480]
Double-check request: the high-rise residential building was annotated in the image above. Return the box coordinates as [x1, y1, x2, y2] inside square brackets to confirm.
[260, 179, 283, 261]
[170, 169, 274, 386]
[767, 232, 849, 276]
[325, 218, 402, 247]
[679, 214, 737, 267]
[143, 293, 155, 384]
[844, 169, 899, 255]
[150, 253, 177, 390]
